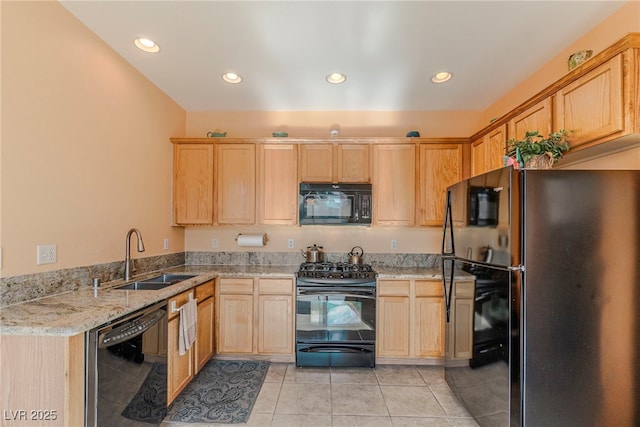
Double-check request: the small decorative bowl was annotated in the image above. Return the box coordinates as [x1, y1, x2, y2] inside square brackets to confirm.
[406, 131, 420, 137]
[568, 50, 593, 71]
[272, 132, 288, 138]
[206, 131, 226, 137]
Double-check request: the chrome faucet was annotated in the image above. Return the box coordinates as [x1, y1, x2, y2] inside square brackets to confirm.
[124, 228, 145, 281]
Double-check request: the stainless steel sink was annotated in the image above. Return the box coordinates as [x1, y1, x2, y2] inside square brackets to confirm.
[114, 274, 197, 291]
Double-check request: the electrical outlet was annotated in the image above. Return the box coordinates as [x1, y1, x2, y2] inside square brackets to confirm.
[287, 239, 294, 249]
[212, 238, 219, 249]
[163, 238, 169, 250]
[37, 244, 57, 265]
[391, 240, 398, 250]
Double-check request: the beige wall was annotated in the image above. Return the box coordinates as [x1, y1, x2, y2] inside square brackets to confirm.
[1, 1, 186, 277]
[480, 1, 640, 128]
[186, 110, 480, 138]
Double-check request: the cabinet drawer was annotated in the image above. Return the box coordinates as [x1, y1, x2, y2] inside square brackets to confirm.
[168, 289, 195, 320]
[455, 281, 475, 297]
[415, 280, 443, 297]
[258, 278, 293, 294]
[377, 280, 410, 296]
[218, 278, 254, 294]
[196, 280, 214, 301]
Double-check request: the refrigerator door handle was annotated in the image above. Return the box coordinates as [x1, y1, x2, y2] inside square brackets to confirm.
[441, 257, 455, 323]
[441, 190, 455, 256]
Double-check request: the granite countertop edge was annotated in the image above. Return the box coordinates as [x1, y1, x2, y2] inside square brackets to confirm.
[0, 265, 470, 336]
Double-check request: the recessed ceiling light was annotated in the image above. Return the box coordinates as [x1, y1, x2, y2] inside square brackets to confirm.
[326, 72, 347, 84]
[134, 38, 160, 53]
[431, 71, 452, 83]
[222, 72, 242, 84]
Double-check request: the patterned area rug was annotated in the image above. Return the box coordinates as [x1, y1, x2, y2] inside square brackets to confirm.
[122, 359, 269, 424]
[166, 359, 270, 424]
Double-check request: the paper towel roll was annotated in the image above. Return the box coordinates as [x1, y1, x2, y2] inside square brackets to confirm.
[236, 234, 267, 247]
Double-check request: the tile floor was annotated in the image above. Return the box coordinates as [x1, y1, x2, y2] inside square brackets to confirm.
[161, 363, 480, 427]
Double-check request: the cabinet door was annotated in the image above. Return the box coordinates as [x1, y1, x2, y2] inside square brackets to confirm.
[258, 144, 298, 224]
[258, 294, 293, 354]
[508, 98, 553, 141]
[377, 296, 411, 356]
[336, 144, 370, 183]
[554, 54, 624, 148]
[299, 144, 333, 182]
[486, 125, 507, 172]
[216, 144, 256, 224]
[418, 144, 462, 226]
[372, 144, 416, 225]
[167, 316, 194, 404]
[470, 137, 486, 177]
[173, 143, 214, 225]
[453, 297, 473, 359]
[414, 297, 445, 357]
[218, 294, 254, 353]
[195, 296, 214, 372]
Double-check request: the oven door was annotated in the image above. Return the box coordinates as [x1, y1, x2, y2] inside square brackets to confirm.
[296, 285, 376, 367]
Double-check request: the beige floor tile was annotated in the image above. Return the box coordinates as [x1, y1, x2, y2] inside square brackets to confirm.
[252, 382, 282, 414]
[275, 382, 331, 415]
[283, 363, 331, 384]
[375, 365, 426, 386]
[391, 416, 454, 426]
[416, 365, 447, 386]
[381, 385, 446, 417]
[264, 362, 287, 383]
[430, 385, 472, 417]
[331, 383, 389, 417]
[243, 412, 274, 427]
[449, 417, 481, 427]
[332, 414, 393, 426]
[271, 413, 332, 427]
[331, 367, 378, 384]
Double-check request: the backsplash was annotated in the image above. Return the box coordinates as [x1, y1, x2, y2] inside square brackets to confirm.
[0, 251, 439, 307]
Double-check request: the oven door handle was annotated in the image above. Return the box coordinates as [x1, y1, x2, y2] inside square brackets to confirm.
[297, 290, 375, 299]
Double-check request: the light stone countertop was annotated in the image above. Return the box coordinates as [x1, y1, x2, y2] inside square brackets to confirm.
[0, 264, 470, 337]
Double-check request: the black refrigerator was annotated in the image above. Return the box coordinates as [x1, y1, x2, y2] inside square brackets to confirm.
[441, 167, 639, 427]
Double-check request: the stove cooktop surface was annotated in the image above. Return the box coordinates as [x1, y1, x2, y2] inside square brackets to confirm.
[297, 262, 377, 280]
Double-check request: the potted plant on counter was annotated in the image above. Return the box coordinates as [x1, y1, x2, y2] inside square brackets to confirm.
[505, 129, 571, 169]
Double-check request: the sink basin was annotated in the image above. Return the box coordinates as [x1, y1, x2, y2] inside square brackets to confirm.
[114, 274, 197, 291]
[116, 282, 174, 291]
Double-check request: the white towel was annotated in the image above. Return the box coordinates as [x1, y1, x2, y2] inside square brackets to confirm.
[178, 298, 197, 356]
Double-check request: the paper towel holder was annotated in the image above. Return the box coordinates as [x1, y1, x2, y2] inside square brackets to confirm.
[235, 233, 269, 246]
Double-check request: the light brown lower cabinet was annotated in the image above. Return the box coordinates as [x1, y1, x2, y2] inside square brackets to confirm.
[217, 277, 294, 356]
[167, 280, 215, 405]
[377, 279, 444, 359]
[445, 281, 474, 360]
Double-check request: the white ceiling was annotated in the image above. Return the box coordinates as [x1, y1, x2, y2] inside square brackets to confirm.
[59, 1, 627, 112]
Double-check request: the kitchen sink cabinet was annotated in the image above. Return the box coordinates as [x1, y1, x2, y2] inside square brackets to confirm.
[216, 143, 256, 224]
[258, 144, 298, 224]
[377, 279, 444, 360]
[173, 143, 214, 225]
[471, 125, 506, 177]
[417, 143, 463, 226]
[508, 98, 553, 142]
[372, 144, 416, 226]
[167, 280, 215, 404]
[0, 334, 85, 427]
[299, 143, 370, 183]
[216, 277, 295, 358]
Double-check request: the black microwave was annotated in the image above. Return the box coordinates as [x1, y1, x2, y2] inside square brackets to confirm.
[468, 186, 499, 226]
[299, 183, 372, 225]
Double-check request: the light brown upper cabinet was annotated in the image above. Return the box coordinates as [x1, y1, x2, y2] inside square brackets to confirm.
[173, 143, 214, 225]
[216, 144, 256, 224]
[417, 144, 463, 226]
[372, 144, 416, 226]
[554, 53, 625, 149]
[471, 125, 506, 177]
[258, 144, 298, 224]
[508, 98, 553, 141]
[299, 143, 370, 183]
